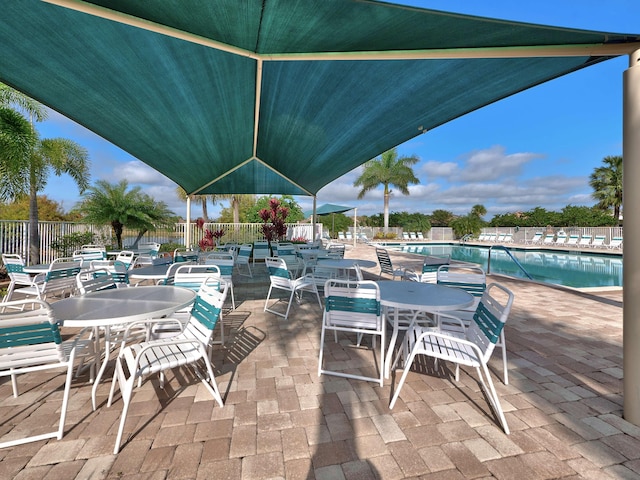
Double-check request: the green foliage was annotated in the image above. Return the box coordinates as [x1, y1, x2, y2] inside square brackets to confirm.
[489, 205, 615, 227]
[589, 155, 622, 223]
[373, 232, 398, 240]
[50, 231, 95, 257]
[78, 179, 177, 249]
[450, 214, 484, 238]
[159, 242, 183, 253]
[246, 195, 304, 223]
[217, 195, 256, 223]
[353, 148, 419, 230]
[430, 209, 454, 227]
[317, 213, 353, 236]
[0, 195, 69, 220]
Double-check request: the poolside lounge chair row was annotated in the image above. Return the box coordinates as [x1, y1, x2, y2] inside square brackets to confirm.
[529, 232, 622, 249]
[477, 232, 514, 243]
[401, 231, 425, 241]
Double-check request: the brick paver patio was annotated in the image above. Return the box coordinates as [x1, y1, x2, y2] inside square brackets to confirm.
[0, 243, 636, 480]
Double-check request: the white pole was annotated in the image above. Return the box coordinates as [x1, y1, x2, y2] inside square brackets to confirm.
[185, 196, 191, 248]
[313, 196, 317, 240]
[353, 208, 357, 248]
[623, 48, 640, 426]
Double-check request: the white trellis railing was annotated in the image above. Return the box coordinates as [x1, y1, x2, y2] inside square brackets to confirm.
[0, 220, 317, 265]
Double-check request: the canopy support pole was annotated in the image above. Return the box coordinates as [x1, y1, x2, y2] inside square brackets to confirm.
[312, 196, 317, 240]
[623, 48, 640, 426]
[353, 208, 357, 248]
[185, 196, 191, 249]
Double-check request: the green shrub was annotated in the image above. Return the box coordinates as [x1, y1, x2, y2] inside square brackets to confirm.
[159, 242, 183, 253]
[50, 231, 96, 257]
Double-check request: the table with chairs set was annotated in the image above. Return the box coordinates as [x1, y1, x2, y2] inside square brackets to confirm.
[0, 241, 247, 452]
[312, 247, 516, 435]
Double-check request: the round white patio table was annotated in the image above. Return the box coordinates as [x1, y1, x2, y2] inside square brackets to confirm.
[316, 258, 377, 269]
[377, 281, 474, 380]
[51, 285, 196, 410]
[128, 263, 174, 283]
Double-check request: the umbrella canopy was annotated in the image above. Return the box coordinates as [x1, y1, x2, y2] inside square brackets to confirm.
[304, 204, 354, 218]
[1, 1, 638, 197]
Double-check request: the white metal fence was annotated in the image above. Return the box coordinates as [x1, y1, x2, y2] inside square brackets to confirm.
[0, 220, 316, 265]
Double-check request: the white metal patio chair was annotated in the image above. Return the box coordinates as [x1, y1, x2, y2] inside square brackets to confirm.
[318, 279, 385, 386]
[203, 255, 236, 309]
[542, 234, 555, 244]
[252, 240, 271, 266]
[389, 283, 514, 434]
[264, 257, 321, 320]
[235, 243, 253, 277]
[114, 250, 136, 270]
[108, 280, 227, 454]
[1, 253, 42, 304]
[0, 299, 91, 448]
[375, 248, 405, 280]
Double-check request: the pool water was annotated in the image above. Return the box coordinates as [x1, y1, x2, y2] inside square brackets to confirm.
[386, 243, 622, 289]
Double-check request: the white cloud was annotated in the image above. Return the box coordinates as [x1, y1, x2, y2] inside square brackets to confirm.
[458, 145, 544, 182]
[422, 161, 458, 178]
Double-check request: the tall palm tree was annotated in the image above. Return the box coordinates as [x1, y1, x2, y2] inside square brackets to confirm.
[589, 155, 623, 223]
[470, 204, 487, 218]
[0, 87, 90, 264]
[80, 179, 175, 248]
[176, 186, 217, 221]
[354, 148, 419, 232]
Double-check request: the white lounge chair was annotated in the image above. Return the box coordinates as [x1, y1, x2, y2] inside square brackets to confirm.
[566, 235, 580, 246]
[591, 235, 606, 248]
[555, 233, 567, 245]
[578, 235, 592, 247]
[527, 232, 543, 244]
[542, 234, 555, 245]
[607, 236, 623, 249]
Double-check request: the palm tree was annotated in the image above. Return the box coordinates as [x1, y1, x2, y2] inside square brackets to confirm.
[470, 204, 487, 218]
[176, 186, 217, 222]
[589, 155, 623, 224]
[79, 180, 176, 249]
[354, 148, 419, 232]
[0, 87, 90, 264]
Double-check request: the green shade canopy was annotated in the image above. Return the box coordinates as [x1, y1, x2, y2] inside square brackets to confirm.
[1, 0, 638, 197]
[305, 204, 354, 218]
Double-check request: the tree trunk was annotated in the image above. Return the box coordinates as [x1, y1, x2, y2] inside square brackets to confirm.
[233, 197, 239, 224]
[201, 198, 208, 222]
[112, 221, 124, 249]
[28, 179, 40, 265]
[383, 185, 390, 234]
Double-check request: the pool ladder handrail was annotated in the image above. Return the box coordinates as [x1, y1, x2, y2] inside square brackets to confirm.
[460, 233, 473, 244]
[488, 245, 533, 280]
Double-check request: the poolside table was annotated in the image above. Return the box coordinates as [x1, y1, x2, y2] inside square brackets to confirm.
[51, 285, 196, 410]
[377, 281, 474, 380]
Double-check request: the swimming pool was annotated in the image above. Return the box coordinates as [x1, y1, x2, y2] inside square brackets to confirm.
[383, 243, 623, 289]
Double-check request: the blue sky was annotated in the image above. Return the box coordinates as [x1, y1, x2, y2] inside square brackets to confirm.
[35, 1, 637, 221]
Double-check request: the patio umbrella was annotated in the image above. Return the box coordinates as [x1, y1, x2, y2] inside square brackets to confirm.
[305, 203, 356, 244]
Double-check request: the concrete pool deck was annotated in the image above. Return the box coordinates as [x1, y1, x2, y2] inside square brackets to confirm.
[0, 243, 635, 480]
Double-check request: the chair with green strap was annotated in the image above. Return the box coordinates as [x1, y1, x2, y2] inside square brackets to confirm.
[0, 299, 89, 448]
[108, 280, 227, 454]
[318, 279, 385, 386]
[264, 257, 321, 320]
[390, 283, 514, 434]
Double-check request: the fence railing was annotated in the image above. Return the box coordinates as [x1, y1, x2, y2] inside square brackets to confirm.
[0, 220, 316, 265]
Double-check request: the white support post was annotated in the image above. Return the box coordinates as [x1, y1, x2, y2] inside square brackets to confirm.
[623, 48, 640, 426]
[185, 197, 191, 249]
